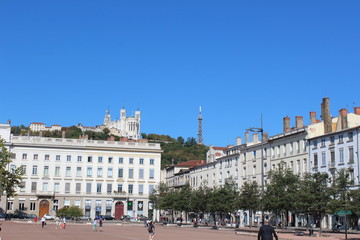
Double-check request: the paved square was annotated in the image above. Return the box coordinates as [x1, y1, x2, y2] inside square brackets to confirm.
[1, 221, 359, 240]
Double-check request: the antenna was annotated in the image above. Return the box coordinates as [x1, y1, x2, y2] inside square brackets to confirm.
[197, 106, 203, 144]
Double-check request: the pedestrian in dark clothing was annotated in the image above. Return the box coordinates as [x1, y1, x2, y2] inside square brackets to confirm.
[258, 219, 278, 240]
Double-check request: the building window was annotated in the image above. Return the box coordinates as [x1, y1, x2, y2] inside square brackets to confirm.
[117, 184, 123, 192]
[43, 166, 49, 176]
[107, 183, 112, 193]
[118, 168, 123, 178]
[98, 157, 103, 163]
[330, 136, 335, 145]
[107, 168, 113, 177]
[313, 154, 318, 168]
[33, 154, 38, 160]
[20, 165, 26, 175]
[65, 183, 70, 193]
[290, 142, 294, 154]
[87, 167, 92, 177]
[32, 165, 38, 175]
[150, 159, 154, 165]
[139, 184, 143, 195]
[54, 183, 60, 193]
[129, 169, 134, 178]
[348, 132, 353, 142]
[31, 182, 37, 193]
[321, 152, 326, 166]
[139, 169, 144, 179]
[20, 181, 26, 192]
[86, 183, 92, 194]
[76, 167, 82, 177]
[149, 185, 154, 194]
[88, 156, 92, 163]
[76, 183, 81, 194]
[128, 184, 133, 194]
[30, 202, 36, 211]
[74, 200, 81, 207]
[97, 183, 102, 193]
[56, 155, 61, 161]
[45, 154, 50, 161]
[77, 156, 82, 162]
[129, 158, 134, 164]
[42, 182, 48, 191]
[67, 155, 71, 162]
[349, 147, 354, 163]
[339, 148, 344, 163]
[97, 167, 103, 177]
[108, 157, 113, 163]
[139, 158, 144, 164]
[22, 153, 27, 160]
[19, 201, 25, 211]
[313, 140, 318, 149]
[66, 167, 71, 177]
[321, 138, 326, 147]
[55, 166, 60, 176]
[149, 169, 154, 179]
[338, 134, 344, 144]
[119, 158, 123, 164]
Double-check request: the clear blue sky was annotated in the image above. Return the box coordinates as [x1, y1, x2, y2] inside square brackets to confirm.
[1, 1, 360, 147]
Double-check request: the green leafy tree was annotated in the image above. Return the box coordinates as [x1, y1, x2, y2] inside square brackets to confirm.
[56, 206, 83, 219]
[173, 183, 192, 221]
[191, 185, 211, 221]
[263, 162, 300, 228]
[237, 181, 261, 227]
[296, 172, 331, 236]
[0, 139, 23, 213]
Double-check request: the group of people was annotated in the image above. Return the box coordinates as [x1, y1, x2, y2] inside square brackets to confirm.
[92, 217, 104, 232]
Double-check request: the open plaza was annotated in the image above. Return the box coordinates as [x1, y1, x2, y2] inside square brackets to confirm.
[1, 220, 360, 240]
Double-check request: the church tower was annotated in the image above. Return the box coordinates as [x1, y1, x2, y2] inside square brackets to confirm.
[197, 106, 203, 144]
[103, 109, 111, 125]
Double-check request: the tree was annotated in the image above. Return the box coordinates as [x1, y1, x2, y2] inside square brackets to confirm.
[263, 162, 300, 228]
[173, 183, 192, 221]
[296, 172, 331, 236]
[0, 139, 23, 213]
[191, 185, 211, 221]
[237, 181, 261, 227]
[56, 206, 83, 219]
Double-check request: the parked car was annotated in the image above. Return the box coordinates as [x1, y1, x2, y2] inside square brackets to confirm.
[121, 215, 131, 221]
[26, 214, 37, 219]
[44, 214, 55, 220]
[101, 215, 115, 220]
[76, 216, 91, 221]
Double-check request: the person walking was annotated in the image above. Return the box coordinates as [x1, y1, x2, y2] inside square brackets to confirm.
[92, 218, 98, 232]
[146, 220, 155, 240]
[55, 217, 61, 229]
[41, 216, 46, 228]
[258, 219, 278, 240]
[99, 217, 103, 232]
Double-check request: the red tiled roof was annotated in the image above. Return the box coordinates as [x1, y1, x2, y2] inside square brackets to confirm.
[213, 147, 227, 150]
[176, 160, 205, 167]
[30, 122, 45, 125]
[52, 125, 61, 126]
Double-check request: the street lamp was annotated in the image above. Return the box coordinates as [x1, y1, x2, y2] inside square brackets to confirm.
[246, 126, 265, 224]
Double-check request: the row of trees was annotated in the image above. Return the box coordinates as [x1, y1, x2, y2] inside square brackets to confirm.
[150, 163, 360, 236]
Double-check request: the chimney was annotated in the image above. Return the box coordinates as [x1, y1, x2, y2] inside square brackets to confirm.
[295, 116, 304, 129]
[339, 108, 348, 130]
[355, 107, 360, 115]
[245, 131, 249, 144]
[321, 97, 332, 134]
[252, 133, 259, 143]
[310, 111, 317, 124]
[236, 137, 242, 146]
[262, 132, 269, 142]
[283, 116, 290, 132]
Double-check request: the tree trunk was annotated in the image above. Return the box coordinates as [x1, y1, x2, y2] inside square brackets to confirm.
[319, 213, 323, 237]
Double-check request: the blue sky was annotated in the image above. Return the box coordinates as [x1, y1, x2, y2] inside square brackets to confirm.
[1, 1, 360, 147]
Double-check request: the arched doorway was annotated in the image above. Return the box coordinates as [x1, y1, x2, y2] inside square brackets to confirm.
[114, 201, 124, 220]
[39, 200, 50, 218]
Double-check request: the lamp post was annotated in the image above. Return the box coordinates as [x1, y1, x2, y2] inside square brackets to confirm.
[246, 126, 265, 224]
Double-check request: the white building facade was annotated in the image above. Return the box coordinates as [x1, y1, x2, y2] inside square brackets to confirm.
[0, 126, 161, 220]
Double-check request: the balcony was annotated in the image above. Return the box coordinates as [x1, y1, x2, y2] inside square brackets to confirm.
[328, 162, 336, 169]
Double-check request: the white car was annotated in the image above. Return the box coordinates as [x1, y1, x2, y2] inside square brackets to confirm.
[44, 214, 55, 220]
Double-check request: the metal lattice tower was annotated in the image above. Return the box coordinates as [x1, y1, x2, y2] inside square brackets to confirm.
[197, 106, 203, 144]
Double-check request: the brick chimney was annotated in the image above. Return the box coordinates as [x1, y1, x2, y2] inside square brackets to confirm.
[236, 137, 242, 146]
[355, 107, 360, 115]
[310, 112, 317, 124]
[283, 116, 290, 132]
[262, 132, 268, 142]
[295, 116, 303, 129]
[245, 131, 249, 144]
[339, 108, 348, 130]
[253, 133, 259, 143]
[321, 97, 332, 134]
